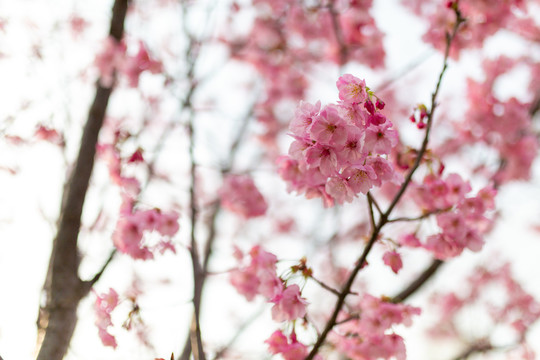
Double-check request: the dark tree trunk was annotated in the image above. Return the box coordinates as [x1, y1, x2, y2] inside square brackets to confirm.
[35, 1, 129, 359]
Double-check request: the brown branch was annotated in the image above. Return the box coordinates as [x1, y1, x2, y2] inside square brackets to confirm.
[387, 207, 451, 223]
[366, 193, 377, 230]
[83, 249, 117, 291]
[390, 259, 443, 303]
[304, 9, 465, 360]
[310, 275, 342, 297]
[35, 2, 129, 360]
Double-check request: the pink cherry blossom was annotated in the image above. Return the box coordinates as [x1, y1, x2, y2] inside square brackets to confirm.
[364, 123, 398, 155]
[122, 41, 163, 87]
[383, 250, 403, 274]
[332, 294, 420, 360]
[305, 144, 339, 176]
[309, 105, 349, 147]
[336, 74, 368, 105]
[265, 330, 314, 360]
[219, 174, 268, 218]
[343, 165, 377, 195]
[94, 288, 119, 348]
[289, 100, 321, 138]
[94, 37, 126, 87]
[230, 245, 283, 302]
[399, 233, 421, 248]
[271, 284, 308, 322]
[230, 268, 261, 301]
[325, 176, 356, 204]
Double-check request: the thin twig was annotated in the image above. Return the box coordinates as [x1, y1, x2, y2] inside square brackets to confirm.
[310, 275, 342, 297]
[367, 192, 382, 215]
[84, 250, 117, 290]
[334, 314, 360, 326]
[387, 207, 451, 223]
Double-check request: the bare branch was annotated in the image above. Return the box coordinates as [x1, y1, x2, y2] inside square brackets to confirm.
[391, 259, 443, 303]
[387, 207, 451, 223]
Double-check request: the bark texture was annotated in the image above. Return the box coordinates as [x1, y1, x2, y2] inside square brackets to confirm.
[36, 1, 129, 359]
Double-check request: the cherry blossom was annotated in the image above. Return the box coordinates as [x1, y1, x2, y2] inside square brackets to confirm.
[270, 284, 308, 322]
[219, 174, 268, 218]
[94, 288, 119, 348]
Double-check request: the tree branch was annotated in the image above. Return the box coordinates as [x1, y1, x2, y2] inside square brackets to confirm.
[387, 207, 451, 223]
[390, 259, 443, 303]
[304, 8, 465, 359]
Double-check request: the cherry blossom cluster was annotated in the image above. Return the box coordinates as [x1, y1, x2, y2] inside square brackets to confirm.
[404, 0, 536, 58]
[407, 173, 496, 259]
[94, 288, 119, 348]
[278, 74, 399, 207]
[230, 245, 308, 323]
[330, 294, 421, 360]
[98, 142, 179, 259]
[219, 174, 268, 219]
[95, 37, 162, 88]
[113, 206, 179, 260]
[430, 263, 540, 357]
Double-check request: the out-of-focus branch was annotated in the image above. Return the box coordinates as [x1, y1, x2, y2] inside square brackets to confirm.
[387, 207, 451, 223]
[450, 339, 494, 360]
[179, 99, 256, 360]
[35, 1, 129, 360]
[390, 259, 443, 303]
[327, 0, 348, 65]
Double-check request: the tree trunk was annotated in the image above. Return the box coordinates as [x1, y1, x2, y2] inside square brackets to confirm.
[35, 1, 129, 359]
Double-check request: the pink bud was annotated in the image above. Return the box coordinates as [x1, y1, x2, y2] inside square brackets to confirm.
[364, 99, 375, 114]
